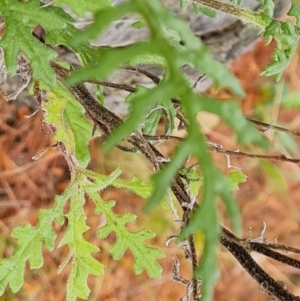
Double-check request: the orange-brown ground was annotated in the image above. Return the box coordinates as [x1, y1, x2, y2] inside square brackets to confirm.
[1, 38, 300, 301]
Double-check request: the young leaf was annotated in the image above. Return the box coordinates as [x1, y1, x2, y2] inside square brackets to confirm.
[256, 0, 275, 17]
[109, 176, 153, 199]
[43, 87, 77, 163]
[90, 193, 165, 279]
[0, 191, 69, 295]
[43, 82, 92, 168]
[0, 0, 104, 85]
[145, 138, 192, 212]
[192, 4, 218, 17]
[180, 165, 204, 197]
[58, 183, 104, 301]
[261, 20, 298, 81]
[126, 85, 176, 135]
[228, 171, 247, 191]
[288, 3, 300, 26]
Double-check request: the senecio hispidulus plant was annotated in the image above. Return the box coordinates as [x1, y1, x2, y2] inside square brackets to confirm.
[1, 0, 300, 300]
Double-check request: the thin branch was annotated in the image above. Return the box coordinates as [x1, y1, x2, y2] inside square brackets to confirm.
[210, 147, 300, 164]
[188, 235, 201, 300]
[249, 242, 300, 269]
[220, 233, 300, 301]
[122, 65, 161, 85]
[144, 134, 300, 164]
[190, 0, 272, 29]
[263, 243, 300, 255]
[248, 118, 300, 137]
[88, 79, 136, 93]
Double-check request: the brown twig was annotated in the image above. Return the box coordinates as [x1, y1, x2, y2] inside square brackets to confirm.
[88, 79, 136, 93]
[144, 134, 300, 164]
[249, 242, 300, 269]
[210, 147, 300, 164]
[248, 118, 300, 137]
[122, 65, 161, 85]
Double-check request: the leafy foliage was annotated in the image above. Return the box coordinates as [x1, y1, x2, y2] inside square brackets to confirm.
[53, 0, 112, 17]
[288, 3, 300, 26]
[93, 196, 164, 278]
[0, 71, 164, 301]
[261, 20, 298, 81]
[0, 186, 67, 294]
[0, 0, 57, 85]
[0, 0, 300, 301]
[65, 1, 267, 299]
[0, 0, 103, 84]
[257, 0, 275, 17]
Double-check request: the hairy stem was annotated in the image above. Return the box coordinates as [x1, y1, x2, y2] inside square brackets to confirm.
[191, 0, 270, 28]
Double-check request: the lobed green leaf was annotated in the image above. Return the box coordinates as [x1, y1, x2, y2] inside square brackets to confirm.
[256, 0, 275, 17]
[261, 20, 299, 81]
[91, 193, 165, 279]
[228, 171, 247, 191]
[0, 0, 58, 85]
[288, 3, 300, 26]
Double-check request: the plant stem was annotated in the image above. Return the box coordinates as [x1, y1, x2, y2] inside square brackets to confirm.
[190, 0, 271, 28]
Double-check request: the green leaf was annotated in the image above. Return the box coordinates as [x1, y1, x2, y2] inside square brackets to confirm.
[63, 89, 93, 168]
[54, 168, 165, 281]
[43, 86, 77, 162]
[261, 20, 298, 81]
[0, 0, 58, 85]
[126, 86, 176, 135]
[0, 0, 103, 84]
[67, 0, 249, 157]
[91, 194, 165, 279]
[71, 1, 135, 44]
[0, 191, 69, 295]
[228, 171, 247, 191]
[58, 183, 104, 301]
[145, 138, 191, 212]
[192, 4, 218, 17]
[288, 3, 300, 26]
[180, 165, 203, 197]
[67, 253, 103, 301]
[44, 6, 103, 67]
[43, 80, 91, 168]
[174, 92, 242, 301]
[102, 80, 175, 151]
[53, 0, 112, 17]
[195, 95, 269, 148]
[256, 0, 274, 17]
[179, 0, 189, 12]
[67, 42, 157, 84]
[264, 20, 281, 45]
[131, 18, 147, 29]
[109, 176, 153, 199]
[68, 0, 243, 95]
[55, 170, 121, 300]
[181, 169, 221, 301]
